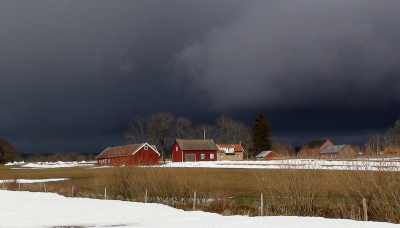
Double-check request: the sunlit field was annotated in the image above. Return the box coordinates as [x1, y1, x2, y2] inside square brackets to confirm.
[2, 158, 400, 223]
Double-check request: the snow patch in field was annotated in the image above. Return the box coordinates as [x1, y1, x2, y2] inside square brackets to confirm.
[0, 178, 70, 184]
[7, 161, 97, 169]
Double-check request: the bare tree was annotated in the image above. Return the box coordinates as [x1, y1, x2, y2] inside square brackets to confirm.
[125, 115, 148, 143]
[147, 112, 175, 160]
[215, 114, 252, 150]
[175, 117, 194, 139]
[365, 135, 389, 156]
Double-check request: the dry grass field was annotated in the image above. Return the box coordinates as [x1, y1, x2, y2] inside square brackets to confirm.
[2, 163, 400, 223]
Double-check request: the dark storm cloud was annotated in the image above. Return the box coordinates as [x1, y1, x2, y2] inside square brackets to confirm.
[0, 0, 254, 152]
[1, 1, 400, 153]
[174, 0, 400, 110]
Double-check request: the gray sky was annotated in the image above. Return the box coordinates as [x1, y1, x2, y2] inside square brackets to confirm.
[1, 1, 400, 153]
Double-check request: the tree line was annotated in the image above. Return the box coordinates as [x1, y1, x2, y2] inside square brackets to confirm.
[125, 112, 273, 160]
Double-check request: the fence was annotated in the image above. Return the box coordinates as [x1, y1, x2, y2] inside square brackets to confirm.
[1, 182, 398, 222]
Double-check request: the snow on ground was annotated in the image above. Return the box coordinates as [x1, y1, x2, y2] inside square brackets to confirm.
[0, 178, 70, 184]
[6, 161, 96, 169]
[5, 158, 400, 171]
[1, 190, 399, 228]
[160, 158, 400, 171]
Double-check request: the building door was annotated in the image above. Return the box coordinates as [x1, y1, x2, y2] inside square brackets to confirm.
[185, 154, 196, 162]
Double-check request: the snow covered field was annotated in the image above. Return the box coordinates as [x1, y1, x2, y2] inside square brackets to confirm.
[5, 157, 400, 171]
[1, 190, 399, 228]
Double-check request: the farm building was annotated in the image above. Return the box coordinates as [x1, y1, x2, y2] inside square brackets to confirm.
[319, 145, 356, 158]
[96, 143, 159, 166]
[172, 139, 218, 162]
[216, 143, 244, 161]
[297, 139, 333, 158]
[255, 150, 280, 160]
[380, 146, 400, 157]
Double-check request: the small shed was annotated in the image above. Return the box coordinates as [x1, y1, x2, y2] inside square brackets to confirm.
[256, 150, 279, 160]
[96, 143, 159, 166]
[172, 139, 218, 162]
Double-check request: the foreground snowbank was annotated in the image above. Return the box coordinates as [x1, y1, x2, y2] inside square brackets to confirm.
[0, 190, 399, 228]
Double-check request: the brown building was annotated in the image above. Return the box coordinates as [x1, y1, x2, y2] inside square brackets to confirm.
[255, 150, 280, 160]
[172, 139, 218, 162]
[319, 145, 356, 158]
[216, 143, 244, 161]
[96, 143, 159, 166]
[297, 139, 333, 157]
[380, 146, 400, 157]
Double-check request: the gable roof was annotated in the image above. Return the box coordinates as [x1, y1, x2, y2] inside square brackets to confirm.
[96, 143, 159, 159]
[216, 143, 244, 152]
[256, 150, 278, 158]
[320, 145, 346, 154]
[176, 139, 218, 151]
[303, 139, 331, 149]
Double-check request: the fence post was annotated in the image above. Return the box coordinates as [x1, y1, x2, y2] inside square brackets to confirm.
[193, 191, 196, 211]
[362, 198, 368, 221]
[72, 186, 74, 197]
[44, 184, 47, 193]
[105, 188, 107, 200]
[19, 182, 21, 191]
[145, 190, 148, 203]
[261, 193, 264, 216]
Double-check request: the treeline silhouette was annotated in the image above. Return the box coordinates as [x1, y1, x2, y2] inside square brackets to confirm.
[21, 152, 96, 162]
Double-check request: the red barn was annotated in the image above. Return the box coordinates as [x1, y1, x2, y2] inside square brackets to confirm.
[172, 139, 218, 162]
[96, 143, 159, 166]
[297, 139, 333, 158]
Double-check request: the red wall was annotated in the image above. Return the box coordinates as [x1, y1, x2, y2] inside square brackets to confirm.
[266, 152, 279, 158]
[97, 147, 159, 166]
[172, 140, 217, 162]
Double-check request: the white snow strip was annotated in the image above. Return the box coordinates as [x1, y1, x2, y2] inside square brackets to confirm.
[0, 190, 399, 228]
[0, 178, 70, 184]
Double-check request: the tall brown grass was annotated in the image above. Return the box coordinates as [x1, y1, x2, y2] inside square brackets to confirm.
[256, 161, 400, 223]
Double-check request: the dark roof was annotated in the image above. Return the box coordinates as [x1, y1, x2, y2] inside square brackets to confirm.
[320, 145, 346, 154]
[176, 139, 218, 151]
[303, 139, 330, 149]
[96, 143, 159, 159]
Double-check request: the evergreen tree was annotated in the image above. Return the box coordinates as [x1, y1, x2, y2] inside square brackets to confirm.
[252, 114, 272, 155]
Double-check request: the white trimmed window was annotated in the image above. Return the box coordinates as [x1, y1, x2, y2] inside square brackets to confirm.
[219, 154, 223, 158]
[210, 154, 214, 159]
[229, 155, 233, 158]
[144, 145, 148, 150]
[201, 154, 205, 159]
[176, 146, 178, 151]
[237, 154, 240, 158]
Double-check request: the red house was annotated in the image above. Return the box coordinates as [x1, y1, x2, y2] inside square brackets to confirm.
[96, 143, 159, 166]
[172, 139, 218, 162]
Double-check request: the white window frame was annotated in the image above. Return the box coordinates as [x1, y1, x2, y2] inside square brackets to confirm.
[237, 154, 240, 158]
[200, 154, 205, 159]
[144, 145, 148, 150]
[219, 154, 223, 158]
[210, 154, 214, 159]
